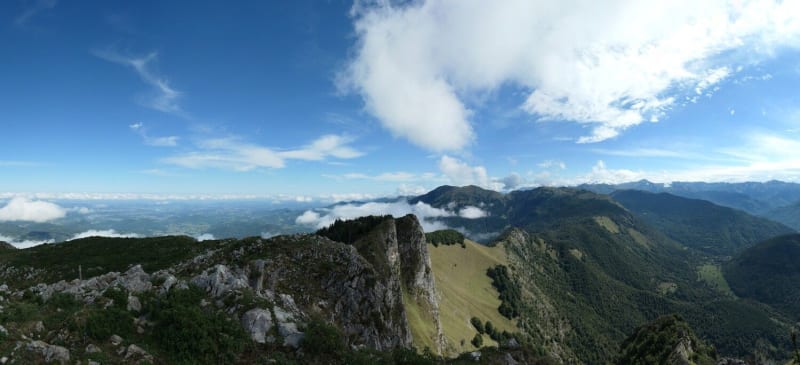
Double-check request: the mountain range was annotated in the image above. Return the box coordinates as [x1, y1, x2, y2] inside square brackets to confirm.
[1, 183, 800, 364]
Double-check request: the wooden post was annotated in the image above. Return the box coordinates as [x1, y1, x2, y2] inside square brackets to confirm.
[78, 265, 82, 281]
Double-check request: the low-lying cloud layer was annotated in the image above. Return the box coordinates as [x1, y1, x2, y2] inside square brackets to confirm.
[0, 234, 54, 249]
[0, 197, 66, 223]
[68, 229, 141, 241]
[295, 199, 489, 232]
[195, 233, 215, 241]
[458, 206, 488, 219]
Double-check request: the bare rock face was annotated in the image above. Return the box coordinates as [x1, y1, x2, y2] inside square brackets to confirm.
[118, 265, 152, 293]
[190, 264, 249, 297]
[127, 295, 141, 312]
[666, 334, 694, 365]
[395, 214, 445, 353]
[25, 264, 152, 303]
[395, 214, 433, 292]
[274, 306, 304, 348]
[241, 308, 274, 344]
[349, 218, 411, 350]
[252, 234, 411, 351]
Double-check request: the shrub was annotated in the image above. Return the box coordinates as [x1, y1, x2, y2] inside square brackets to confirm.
[46, 293, 80, 311]
[792, 330, 800, 364]
[149, 286, 246, 364]
[487, 265, 522, 319]
[485, 321, 495, 336]
[103, 287, 128, 309]
[425, 230, 465, 247]
[302, 318, 346, 359]
[391, 347, 435, 365]
[316, 216, 392, 245]
[470, 317, 484, 333]
[85, 307, 134, 340]
[471, 333, 483, 348]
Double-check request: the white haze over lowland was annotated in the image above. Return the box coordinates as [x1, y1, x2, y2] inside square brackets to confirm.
[295, 200, 489, 232]
[0, 197, 66, 223]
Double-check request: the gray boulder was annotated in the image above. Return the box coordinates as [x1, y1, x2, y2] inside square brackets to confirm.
[127, 295, 142, 312]
[241, 308, 275, 344]
[26, 340, 70, 363]
[191, 265, 248, 297]
[124, 344, 154, 363]
[274, 306, 304, 348]
[117, 265, 152, 293]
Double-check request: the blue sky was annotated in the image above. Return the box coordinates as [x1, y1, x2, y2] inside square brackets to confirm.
[2, 0, 800, 200]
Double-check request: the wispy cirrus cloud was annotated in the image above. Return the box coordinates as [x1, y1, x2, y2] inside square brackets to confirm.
[14, 0, 57, 27]
[129, 122, 179, 147]
[537, 160, 566, 169]
[93, 50, 184, 115]
[0, 160, 41, 167]
[324, 171, 439, 182]
[342, 0, 800, 148]
[277, 134, 363, 161]
[163, 134, 363, 171]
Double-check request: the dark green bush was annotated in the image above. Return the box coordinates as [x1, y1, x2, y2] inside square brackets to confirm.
[425, 229, 465, 247]
[487, 265, 522, 319]
[470, 316, 484, 333]
[149, 286, 246, 365]
[391, 347, 436, 365]
[302, 318, 347, 358]
[46, 292, 80, 311]
[103, 287, 128, 309]
[85, 307, 134, 340]
[471, 333, 483, 348]
[316, 216, 392, 245]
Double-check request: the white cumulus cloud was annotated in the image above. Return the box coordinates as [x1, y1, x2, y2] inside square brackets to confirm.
[0, 197, 66, 223]
[438, 155, 503, 190]
[343, 0, 800, 147]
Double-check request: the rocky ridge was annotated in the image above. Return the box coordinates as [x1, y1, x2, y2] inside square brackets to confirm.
[0, 215, 447, 363]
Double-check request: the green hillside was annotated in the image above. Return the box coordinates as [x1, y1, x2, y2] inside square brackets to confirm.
[725, 234, 800, 319]
[611, 190, 794, 256]
[766, 201, 800, 231]
[0, 235, 213, 287]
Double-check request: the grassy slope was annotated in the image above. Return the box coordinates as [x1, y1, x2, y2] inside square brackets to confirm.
[696, 264, 734, 297]
[426, 239, 517, 356]
[403, 290, 439, 354]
